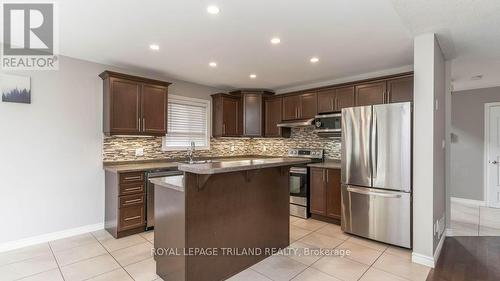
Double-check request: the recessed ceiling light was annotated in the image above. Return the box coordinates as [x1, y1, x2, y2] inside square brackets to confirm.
[207, 5, 220, 14]
[471, 75, 483, 80]
[209, 62, 217, 67]
[270, 37, 281, 44]
[310, 57, 319, 63]
[149, 44, 160, 51]
[249, 74, 257, 79]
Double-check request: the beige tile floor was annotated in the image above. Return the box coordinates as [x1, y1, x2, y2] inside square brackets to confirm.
[450, 200, 500, 236]
[0, 217, 430, 281]
[0, 230, 161, 281]
[230, 217, 430, 281]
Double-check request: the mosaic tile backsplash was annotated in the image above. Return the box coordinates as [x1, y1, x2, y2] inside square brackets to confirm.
[103, 127, 341, 162]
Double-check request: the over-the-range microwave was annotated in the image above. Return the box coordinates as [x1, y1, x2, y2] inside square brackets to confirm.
[313, 113, 341, 137]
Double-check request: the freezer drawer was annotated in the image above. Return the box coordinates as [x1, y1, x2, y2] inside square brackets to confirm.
[341, 185, 411, 248]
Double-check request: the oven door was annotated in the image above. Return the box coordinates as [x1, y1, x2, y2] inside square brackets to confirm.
[290, 167, 307, 206]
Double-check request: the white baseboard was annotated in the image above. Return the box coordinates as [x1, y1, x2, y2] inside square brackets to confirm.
[0, 223, 104, 253]
[411, 232, 446, 268]
[433, 231, 446, 264]
[450, 197, 486, 206]
[412, 252, 435, 268]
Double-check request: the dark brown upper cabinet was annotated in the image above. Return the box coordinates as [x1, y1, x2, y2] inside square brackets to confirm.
[387, 76, 414, 103]
[230, 90, 273, 137]
[355, 81, 387, 106]
[282, 92, 317, 120]
[317, 86, 355, 114]
[300, 92, 317, 119]
[264, 96, 290, 138]
[100, 71, 170, 136]
[212, 93, 242, 137]
[282, 95, 301, 121]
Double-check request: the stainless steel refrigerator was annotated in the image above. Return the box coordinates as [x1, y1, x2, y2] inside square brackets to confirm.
[341, 102, 412, 248]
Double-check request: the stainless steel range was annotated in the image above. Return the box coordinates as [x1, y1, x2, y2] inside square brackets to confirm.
[288, 148, 324, 218]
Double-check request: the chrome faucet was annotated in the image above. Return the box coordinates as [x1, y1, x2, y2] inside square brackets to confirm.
[187, 141, 195, 164]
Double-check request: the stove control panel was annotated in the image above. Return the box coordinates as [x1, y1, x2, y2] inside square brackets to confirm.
[287, 148, 324, 159]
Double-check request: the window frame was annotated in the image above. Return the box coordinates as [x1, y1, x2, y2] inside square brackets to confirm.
[162, 94, 211, 151]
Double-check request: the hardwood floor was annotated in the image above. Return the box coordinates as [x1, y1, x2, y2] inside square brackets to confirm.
[427, 237, 500, 281]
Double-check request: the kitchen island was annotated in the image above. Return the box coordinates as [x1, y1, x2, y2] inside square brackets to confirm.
[151, 158, 310, 281]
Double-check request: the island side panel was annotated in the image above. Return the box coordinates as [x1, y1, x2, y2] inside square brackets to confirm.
[185, 166, 290, 281]
[155, 184, 186, 281]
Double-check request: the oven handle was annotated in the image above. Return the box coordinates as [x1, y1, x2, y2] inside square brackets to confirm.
[289, 168, 307, 174]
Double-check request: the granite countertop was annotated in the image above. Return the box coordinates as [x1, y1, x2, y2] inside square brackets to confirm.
[103, 155, 282, 173]
[178, 157, 311, 175]
[104, 161, 179, 173]
[307, 160, 341, 169]
[149, 175, 184, 192]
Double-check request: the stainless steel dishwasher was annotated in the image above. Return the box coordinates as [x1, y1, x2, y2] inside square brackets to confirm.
[146, 168, 183, 230]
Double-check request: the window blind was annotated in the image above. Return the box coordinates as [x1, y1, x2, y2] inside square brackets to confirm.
[164, 96, 210, 150]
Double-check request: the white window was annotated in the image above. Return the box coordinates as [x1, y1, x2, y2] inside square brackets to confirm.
[163, 95, 210, 150]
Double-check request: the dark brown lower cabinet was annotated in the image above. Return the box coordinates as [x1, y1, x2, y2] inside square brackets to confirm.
[310, 167, 342, 221]
[105, 171, 146, 238]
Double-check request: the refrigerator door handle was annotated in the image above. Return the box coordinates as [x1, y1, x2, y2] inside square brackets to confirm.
[347, 186, 402, 198]
[371, 108, 378, 184]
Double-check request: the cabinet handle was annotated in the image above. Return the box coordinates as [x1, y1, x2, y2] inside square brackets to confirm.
[322, 170, 326, 183]
[124, 215, 141, 221]
[124, 176, 142, 181]
[330, 98, 334, 110]
[124, 199, 142, 204]
[326, 171, 329, 183]
[335, 98, 339, 110]
[142, 118, 145, 131]
[124, 186, 142, 192]
[138, 117, 141, 130]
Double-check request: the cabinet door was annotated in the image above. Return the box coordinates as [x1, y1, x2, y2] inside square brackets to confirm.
[300, 93, 317, 119]
[282, 95, 301, 120]
[335, 86, 355, 111]
[141, 83, 168, 135]
[355, 82, 386, 106]
[222, 97, 240, 136]
[387, 76, 413, 103]
[326, 169, 342, 219]
[317, 89, 336, 114]
[110, 78, 141, 134]
[264, 97, 283, 137]
[243, 93, 262, 136]
[310, 168, 326, 216]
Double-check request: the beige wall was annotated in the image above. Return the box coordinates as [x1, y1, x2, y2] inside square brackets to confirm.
[450, 86, 500, 201]
[0, 55, 222, 248]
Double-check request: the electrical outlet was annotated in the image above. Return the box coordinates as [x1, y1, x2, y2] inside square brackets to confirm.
[135, 148, 144, 156]
[262, 145, 267, 152]
[435, 99, 439, 111]
[230, 145, 235, 152]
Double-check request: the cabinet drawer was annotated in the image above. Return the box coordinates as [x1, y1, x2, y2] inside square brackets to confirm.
[119, 205, 145, 231]
[119, 182, 145, 196]
[119, 194, 145, 208]
[119, 172, 144, 184]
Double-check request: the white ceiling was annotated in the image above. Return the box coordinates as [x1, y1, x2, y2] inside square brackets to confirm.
[55, 0, 413, 91]
[36, 0, 500, 91]
[390, 0, 500, 91]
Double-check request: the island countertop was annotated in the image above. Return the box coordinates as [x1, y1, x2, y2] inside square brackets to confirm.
[178, 157, 311, 174]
